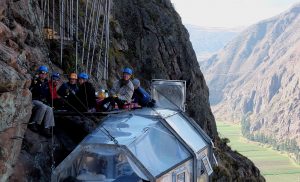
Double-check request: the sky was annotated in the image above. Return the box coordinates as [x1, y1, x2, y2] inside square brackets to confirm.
[171, 0, 300, 28]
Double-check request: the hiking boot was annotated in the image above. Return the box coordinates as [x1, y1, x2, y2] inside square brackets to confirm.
[28, 122, 39, 132]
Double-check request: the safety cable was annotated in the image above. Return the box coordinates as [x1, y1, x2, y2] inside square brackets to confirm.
[29, 0, 55, 72]
[86, 0, 102, 74]
[75, 0, 79, 73]
[96, 12, 107, 79]
[81, 0, 91, 65]
[89, 0, 105, 76]
[85, 0, 98, 73]
[44, 0, 107, 78]
[33, 0, 108, 77]
[85, 0, 97, 49]
[104, 0, 110, 80]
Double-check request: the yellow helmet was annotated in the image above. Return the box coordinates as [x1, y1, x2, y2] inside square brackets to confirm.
[97, 90, 106, 100]
[69, 73, 78, 79]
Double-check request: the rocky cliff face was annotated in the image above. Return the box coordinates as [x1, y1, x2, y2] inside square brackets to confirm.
[111, 0, 218, 137]
[0, 0, 49, 180]
[0, 0, 264, 181]
[203, 4, 300, 147]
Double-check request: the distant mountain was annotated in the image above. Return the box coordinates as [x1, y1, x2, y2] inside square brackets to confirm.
[203, 4, 300, 148]
[185, 24, 241, 62]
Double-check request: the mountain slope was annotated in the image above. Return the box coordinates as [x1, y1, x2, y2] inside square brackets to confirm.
[203, 4, 300, 148]
[185, 25, 240, 62]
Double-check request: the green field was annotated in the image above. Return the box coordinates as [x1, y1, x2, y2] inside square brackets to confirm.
[217, 121, 300, 182]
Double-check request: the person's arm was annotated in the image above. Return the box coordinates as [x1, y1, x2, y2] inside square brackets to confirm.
[89, 84, 97, 108]
[57, 83, 67, 97]
[109, 80, 119, 97]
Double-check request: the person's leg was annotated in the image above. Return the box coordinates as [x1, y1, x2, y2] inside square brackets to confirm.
[115, 98, 125, 109]
[31, 100, 47, 125]
[43, 106, 55, 128]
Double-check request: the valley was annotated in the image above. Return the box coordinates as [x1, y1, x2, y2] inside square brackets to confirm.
[217, 121, 300, 182]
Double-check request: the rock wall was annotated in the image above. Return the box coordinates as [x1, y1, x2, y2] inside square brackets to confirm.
[111, 0, 217, 137]
[0, 0, 50, 180]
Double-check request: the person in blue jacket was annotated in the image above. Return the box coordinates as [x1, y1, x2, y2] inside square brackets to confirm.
[131, 78, 155, 107]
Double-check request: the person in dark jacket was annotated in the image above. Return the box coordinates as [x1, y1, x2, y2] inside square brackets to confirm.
[132, 78, 155, 107]
[75, 72, 96, 112]
[29, 65, 55, 137]
[57, 73, 79, 110]
[31, 66, 50, 104]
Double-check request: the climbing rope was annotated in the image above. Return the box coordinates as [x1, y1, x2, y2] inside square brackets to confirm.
[75, 0, 79, 73]
[85, 0, 97, 72]
[86, 0, 102, 74]
[47, 0, 50, 28]
[39, 0, 110, 80]
[35, 0, 112, 80]
[52, 0, 55, 33]
[96, 10, 107, 79]
[104, 0, 110, 80]
[81, 0, 90, 65]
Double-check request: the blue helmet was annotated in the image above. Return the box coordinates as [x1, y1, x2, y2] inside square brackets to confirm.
[51, 72, 60, 80]
[78, 72, 89, 80]
[38, 65, 48, 73]
[123, 68, 133, 75]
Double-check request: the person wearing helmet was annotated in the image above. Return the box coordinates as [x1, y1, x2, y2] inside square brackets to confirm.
[75, 72, 96, 112]
[131, 78, 155, 107]
[48, 72, 62, 109]
[100, 68, 134, 111]
[29, 65, 55, 137]
[57, 73, 79, 110]
[31, 66, 50, 102]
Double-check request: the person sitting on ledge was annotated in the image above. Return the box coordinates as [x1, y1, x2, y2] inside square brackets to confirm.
[57, 73, 79, 110]
[131, 78, 155, 108]
[75, 72, 96, 112]
[100, 68, 134, 111]
[48, 72, 63, 109]
[29, 65, 55, 137]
